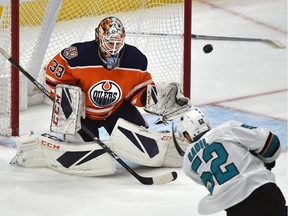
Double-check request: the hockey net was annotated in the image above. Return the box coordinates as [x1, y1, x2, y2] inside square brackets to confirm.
[0, 0, 191, 136]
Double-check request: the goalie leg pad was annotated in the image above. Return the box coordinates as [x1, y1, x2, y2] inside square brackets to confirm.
[10, 133, 46, 168]
[109, 118, 186, 167]
[40, 134, 116, 176]
[163, 134, 190, 167]
[109, 118, 166, 167]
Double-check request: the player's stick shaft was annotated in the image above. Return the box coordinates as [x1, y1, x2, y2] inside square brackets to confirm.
[126, 31, 285, 48]
[191, 34, 285, 49]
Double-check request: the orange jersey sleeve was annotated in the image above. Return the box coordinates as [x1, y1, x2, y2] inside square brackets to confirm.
[46, 52, 79, 98]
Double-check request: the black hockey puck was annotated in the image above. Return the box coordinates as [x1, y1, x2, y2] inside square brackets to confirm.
[203, 44, 213, 53]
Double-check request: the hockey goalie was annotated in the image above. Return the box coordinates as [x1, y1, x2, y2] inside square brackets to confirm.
[11, 83, 191, 177]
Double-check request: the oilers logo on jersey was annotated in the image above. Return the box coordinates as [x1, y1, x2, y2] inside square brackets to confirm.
[89, 80, 122, 107]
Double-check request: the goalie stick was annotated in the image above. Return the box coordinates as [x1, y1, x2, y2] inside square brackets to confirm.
[126, 32, 285, 49]
[0, 47, 177, 185]
[172, 122, 185, 157]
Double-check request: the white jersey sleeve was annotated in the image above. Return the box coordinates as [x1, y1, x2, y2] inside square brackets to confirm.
[183, 120, 281, 215]
[223, 120, 281, 163]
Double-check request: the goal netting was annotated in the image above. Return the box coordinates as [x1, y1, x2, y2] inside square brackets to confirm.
[0, 0, 191, 136]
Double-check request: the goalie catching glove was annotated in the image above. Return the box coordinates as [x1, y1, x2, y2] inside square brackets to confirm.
[144, 83, 191, 124]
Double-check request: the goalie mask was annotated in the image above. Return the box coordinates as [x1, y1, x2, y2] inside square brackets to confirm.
[177, 108, 211, 143]
[95, 16, 126, 70]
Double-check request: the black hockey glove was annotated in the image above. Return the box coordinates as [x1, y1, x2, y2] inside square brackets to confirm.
[249, 150, 275, 171]
[264, 161, 276, 171]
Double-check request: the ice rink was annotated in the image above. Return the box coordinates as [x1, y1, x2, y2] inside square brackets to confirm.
[0, 0, 287, 215]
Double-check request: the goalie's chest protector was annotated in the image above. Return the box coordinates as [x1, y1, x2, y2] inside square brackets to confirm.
[47, 41, 154, 120]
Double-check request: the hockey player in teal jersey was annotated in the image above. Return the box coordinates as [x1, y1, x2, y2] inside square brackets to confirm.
[174, 108, 286, 216]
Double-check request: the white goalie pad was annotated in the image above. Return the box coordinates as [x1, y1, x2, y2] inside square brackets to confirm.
[40, 133, 116, 176]
[50, 84, 85, 134]
[10, 133, 46, 168]
[11, 133, 116, 176]
[109, 118, 190, 167]
[144, 82, 192, 123]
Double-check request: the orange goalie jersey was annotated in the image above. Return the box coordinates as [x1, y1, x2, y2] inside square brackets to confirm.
[46, 40, 154, 120]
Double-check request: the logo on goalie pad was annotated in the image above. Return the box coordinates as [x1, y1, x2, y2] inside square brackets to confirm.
[52, 94, 61, 126]
[40, 133, 64, 150]
[52, 89, 74, 126]
[89, 80, 122, 107]
[41, 140, 61, 150]
[57, 149, 107, 168]
[117, 126, 160, 158]
[161, 136, 172, 141]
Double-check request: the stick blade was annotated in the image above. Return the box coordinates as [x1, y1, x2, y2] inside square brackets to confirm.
[135, 171, 177, 185]
[265, 39, 286, 48]
[152, 171, 178, 185]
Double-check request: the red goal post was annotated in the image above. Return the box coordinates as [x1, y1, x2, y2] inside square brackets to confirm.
[0, 0, 191, 136]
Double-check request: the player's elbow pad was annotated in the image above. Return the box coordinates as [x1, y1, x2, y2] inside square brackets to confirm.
[258, 133, 281, 163]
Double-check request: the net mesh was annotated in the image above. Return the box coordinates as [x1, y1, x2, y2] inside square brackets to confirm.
[0, 0, 186, 136]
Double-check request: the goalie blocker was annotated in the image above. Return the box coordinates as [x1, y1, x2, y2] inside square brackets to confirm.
[50, 84, 85, 135]
[11, 119, 189, 176]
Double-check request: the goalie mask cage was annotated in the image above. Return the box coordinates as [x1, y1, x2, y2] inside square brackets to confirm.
[0, 0, 191, 136]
